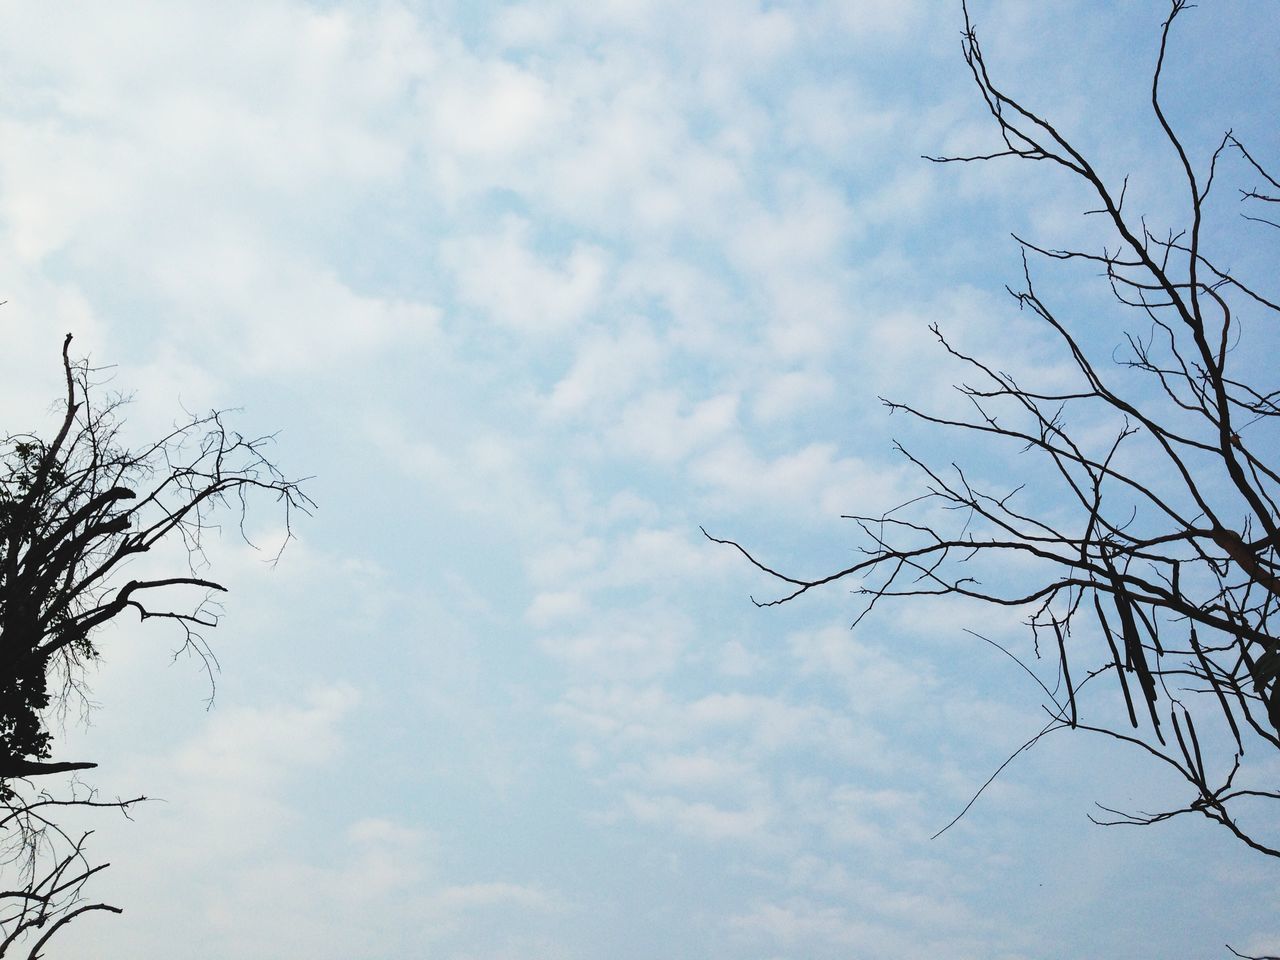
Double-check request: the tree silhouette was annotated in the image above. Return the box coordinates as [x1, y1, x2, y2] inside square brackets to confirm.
[0, 334, 312, 953]
[708, 0, 1280, 874]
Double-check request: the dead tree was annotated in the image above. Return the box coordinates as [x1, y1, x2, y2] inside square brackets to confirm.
[0, 786, 142, 959]
[0, 334, 312, 950]
[708, 0, 1280, 863]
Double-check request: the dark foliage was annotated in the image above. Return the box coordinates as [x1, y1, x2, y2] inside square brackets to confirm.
[0, 334, 311, 952]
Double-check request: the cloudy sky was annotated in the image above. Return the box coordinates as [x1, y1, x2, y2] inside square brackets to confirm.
[1, 1, 1278, 957]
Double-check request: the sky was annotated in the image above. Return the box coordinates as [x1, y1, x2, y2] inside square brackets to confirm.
[0, 1, 1278, 958]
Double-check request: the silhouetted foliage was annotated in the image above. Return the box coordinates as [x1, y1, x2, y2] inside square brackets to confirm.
[0, 334, 312, 952]
[709, 0, 1280, 880]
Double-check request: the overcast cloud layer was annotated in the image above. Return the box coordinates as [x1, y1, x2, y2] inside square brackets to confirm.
[1, 1, 1278, 958]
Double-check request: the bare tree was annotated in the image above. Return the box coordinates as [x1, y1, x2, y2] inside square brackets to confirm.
[0, 786, 141, 959]
[707, 0, 1280, 871]
[0, 334, 312, 952]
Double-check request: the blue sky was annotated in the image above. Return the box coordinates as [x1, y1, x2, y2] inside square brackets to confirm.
[1, 1, 1278, 957]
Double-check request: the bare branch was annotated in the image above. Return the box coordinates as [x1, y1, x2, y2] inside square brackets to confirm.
[713, 0, 1280, 874]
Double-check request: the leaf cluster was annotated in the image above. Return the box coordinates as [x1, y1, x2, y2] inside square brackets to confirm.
[0, 335, 313, 789]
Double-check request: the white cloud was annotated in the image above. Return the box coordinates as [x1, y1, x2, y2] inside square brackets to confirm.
[0, 295, 107, 426]
[372, 419, 560, 533]
[0, 0, 440, 388]
[824, 0, 924, 41]
[525, 589, 588, 627]
[857, 165, 939, 225]
[621, 791, 772, 842]
[545, 321, 665, 417]
[788, 625, 935, 714]
[164, 684, 359, 853]
[610, 389, 739, 464]
[637, 751, 756, 791]
[55, 684, 565, 960]
[593, 526, 737, 588]
[442, 217, 608, 333]
[555, 684, 880, 765]
[717, 638, 765, 678]
[537, 606, 689, 679]
[782, 83, 901, 163]
[427, 60, 560, 159]
[731, 177, 855, 274]
[526, 536, 608, 588]
[728, 899, 878, 950]
[751, 368, 837, 423]
[613, 254, 745, 355]
[793, 780, 930, 849]
[726, 896, 1005, 960]
[692, 438, 908, 517]
[156, 242, 440, 375]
